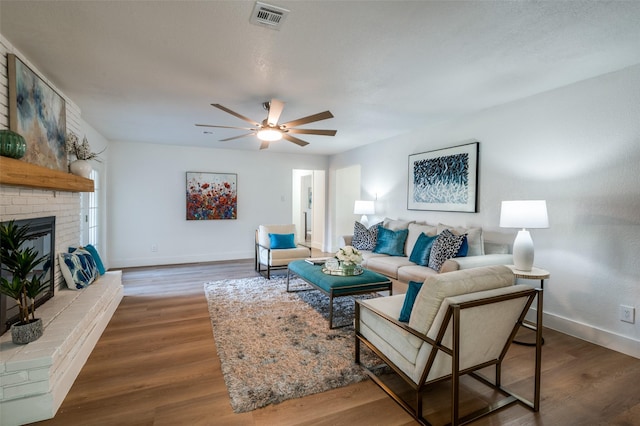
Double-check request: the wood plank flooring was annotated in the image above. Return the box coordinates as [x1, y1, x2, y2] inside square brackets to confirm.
[30, 260, 640, 426]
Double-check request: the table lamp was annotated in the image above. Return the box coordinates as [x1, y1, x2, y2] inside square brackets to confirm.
[353, 200, 375, 228]
[499, 200, 549, 272]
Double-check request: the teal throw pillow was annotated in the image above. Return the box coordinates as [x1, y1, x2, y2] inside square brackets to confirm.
[269, 233, 296, 249]
[84, 244, 106, 275]
[409, 233, 438, 266]
[399, 281, 423, 322]
[373, 226, 408, 256]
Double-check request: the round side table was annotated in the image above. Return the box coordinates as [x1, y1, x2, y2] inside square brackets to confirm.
[506, 265, 549, 346]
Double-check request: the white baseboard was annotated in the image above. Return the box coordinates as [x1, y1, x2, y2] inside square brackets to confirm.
[541, 310, 640, 359]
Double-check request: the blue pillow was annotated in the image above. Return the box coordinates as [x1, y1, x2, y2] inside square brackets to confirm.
[84, 244, 106, 275]
[409, 233, 438, 266]
[399, 281, 423, 322]
[269, 233, 296, 249]
[373, 226, 408, 256]
[455, 235, 468, 257]
[59, 250, 99, 290]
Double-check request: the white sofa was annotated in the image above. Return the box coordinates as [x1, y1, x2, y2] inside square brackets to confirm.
[341, 219, 512, 289]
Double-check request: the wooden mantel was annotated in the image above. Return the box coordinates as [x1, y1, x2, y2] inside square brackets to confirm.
[0, 156, 94, 192]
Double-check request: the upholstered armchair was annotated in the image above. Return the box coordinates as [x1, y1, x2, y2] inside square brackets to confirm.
[355, 265, 542, 425]
[255, 224, 311, 279]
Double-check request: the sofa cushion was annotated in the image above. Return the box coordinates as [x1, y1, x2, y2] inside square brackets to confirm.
[409, 233, 438, 266]
[397, 264, 439, 283]
[399, 281, 423, 322]
[405, 223, 437, 257]
[366, 255, 415, 279]
[382, 218, 414, 231]
[408, 265, 515, 335]
[374, 226, 409, 256]
[428, 230, 466, 272]
[437, 223, 484, 256]
[352, 221, 381, 251]
[269, 233, 296, 249]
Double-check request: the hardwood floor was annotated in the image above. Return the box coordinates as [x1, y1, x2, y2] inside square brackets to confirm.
[31, 260, 640, 426]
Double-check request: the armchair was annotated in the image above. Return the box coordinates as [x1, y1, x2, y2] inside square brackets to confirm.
[355, 265, 542, 425]
[255, 224, 311, 279]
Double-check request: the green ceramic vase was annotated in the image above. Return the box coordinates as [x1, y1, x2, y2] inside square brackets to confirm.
[0, 129, 27, 159]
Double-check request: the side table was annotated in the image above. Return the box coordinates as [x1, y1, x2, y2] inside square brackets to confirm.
[506, 265, 549, 346]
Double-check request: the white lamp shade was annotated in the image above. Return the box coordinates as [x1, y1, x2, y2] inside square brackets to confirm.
[499, 200, 549, 229]
[353, 200, 375, 215]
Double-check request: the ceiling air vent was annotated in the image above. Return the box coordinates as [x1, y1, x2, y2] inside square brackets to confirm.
[250, 1, 289, 30]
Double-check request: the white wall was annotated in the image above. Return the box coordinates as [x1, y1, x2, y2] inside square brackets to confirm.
[329, 64, 640, 358]
[107, 141, 328, 267]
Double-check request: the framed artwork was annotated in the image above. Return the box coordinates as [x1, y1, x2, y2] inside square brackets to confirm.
[186, 172, 237, 220]
[408, 142, 479, 212]
[8, 54, 67, 171]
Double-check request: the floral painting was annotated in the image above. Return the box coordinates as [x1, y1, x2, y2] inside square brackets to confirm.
[407, 142, 478, 212]
[8, 54, 67, 171]
[186, 172, 237, 220]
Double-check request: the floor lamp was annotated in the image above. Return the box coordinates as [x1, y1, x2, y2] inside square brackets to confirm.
[499, 200, 549, 272]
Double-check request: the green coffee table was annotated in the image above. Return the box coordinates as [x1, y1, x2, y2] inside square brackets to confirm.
[287, 259, 392, 329]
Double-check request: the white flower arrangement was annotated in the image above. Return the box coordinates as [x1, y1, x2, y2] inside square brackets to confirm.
[66, 132, 104, 162]
[335, 245, 363, 265]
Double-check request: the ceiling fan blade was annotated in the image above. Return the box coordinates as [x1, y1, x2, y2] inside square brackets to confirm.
[259, 141, 270, 150]
[196, 124, 256, 131]
[219, 133, 256, 142]
[211, 104, 260, 126]
[286, 128, 337, 136]
[267, 99, 285, 126]
[282, 133, 310, 147]
[280, 110, 334, 128]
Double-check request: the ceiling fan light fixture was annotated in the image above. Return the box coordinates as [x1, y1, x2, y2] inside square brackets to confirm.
[256, 128, 283, 142]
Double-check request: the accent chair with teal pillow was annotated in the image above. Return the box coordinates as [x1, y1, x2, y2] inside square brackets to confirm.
[399, 280, 423, 322]
[409, 233, 438, 266]
[374, 226, 409, 257]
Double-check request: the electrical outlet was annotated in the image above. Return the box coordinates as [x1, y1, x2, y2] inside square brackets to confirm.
[151, 244, 158, 252]
[619, 305, 635, 324]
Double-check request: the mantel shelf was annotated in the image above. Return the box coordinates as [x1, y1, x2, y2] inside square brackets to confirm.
[0, 156, 94, 192]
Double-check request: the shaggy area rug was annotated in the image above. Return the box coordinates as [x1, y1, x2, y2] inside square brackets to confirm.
[204, 275, 378, 413]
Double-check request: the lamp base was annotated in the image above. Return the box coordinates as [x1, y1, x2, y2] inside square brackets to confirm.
[512, 229, 534, 272]
[360, 215, 369, 228]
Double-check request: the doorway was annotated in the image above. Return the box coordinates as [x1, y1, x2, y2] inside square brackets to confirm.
[292, 169, 325, 251]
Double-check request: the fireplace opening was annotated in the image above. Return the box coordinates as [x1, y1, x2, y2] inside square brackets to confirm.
[0, 216, 56, 335]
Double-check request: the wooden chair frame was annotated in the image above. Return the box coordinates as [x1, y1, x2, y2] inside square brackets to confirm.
[355, 287, 543, 426]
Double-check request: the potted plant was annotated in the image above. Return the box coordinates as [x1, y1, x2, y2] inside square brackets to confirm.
[0, 220, 51, 344]
[65, 132, 104, 178]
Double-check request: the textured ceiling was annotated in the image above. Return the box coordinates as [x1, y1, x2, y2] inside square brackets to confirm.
[2, 1, 640, 155]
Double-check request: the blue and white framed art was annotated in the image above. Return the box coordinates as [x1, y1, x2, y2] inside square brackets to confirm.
[408, 141, 479, 212]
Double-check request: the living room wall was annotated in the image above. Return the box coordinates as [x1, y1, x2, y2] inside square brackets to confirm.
[107, 141, 328, 267]
[329, 64, 640, 358]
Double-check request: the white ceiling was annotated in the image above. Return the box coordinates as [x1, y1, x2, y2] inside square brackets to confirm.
[2, 1, 640, 155]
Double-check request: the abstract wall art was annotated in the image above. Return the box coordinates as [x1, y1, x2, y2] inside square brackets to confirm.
[8, 54, 67, 171]
[186, 172, 237, 220]
[408, 142, 479, 212]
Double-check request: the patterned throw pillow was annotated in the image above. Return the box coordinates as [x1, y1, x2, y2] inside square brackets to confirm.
[428, 229, 466, 272]
[352, 221, 380, 251]
[59, 249, 99, 290]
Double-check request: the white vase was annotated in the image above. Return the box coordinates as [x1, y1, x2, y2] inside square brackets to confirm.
[70, 159, 92, 178]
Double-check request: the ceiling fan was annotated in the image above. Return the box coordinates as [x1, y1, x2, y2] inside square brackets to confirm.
[196, 99, 336, 150]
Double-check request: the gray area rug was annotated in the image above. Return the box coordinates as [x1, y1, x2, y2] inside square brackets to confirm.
[204, 275, 378, 413]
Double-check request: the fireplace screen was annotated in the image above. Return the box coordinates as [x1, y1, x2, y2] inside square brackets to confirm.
[0, 216, 55, 335]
